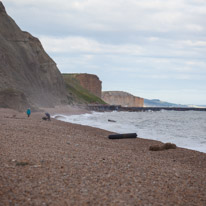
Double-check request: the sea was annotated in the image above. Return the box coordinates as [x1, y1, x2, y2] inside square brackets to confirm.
[53, 110, 206, 153]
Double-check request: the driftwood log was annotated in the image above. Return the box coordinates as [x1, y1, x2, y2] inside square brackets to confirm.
[108, 133, 137, 139]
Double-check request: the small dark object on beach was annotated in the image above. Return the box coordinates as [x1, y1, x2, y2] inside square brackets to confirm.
[108, 133, 137, 139]
[42, 113, 51, 121]
[45, 112, 51, 121]
[163, 142, 177, 150]
[108, 119, 116, 122]
[149, 142, 177, 151]
[149, 145, 163, 151]
[16, 161, 29, 166]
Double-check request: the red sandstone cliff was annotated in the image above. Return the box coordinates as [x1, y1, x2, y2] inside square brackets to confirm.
[74, 73, 102, 98]
[102, 91, 144, 107]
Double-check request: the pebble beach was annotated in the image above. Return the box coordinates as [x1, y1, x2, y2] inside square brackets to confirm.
[0, 107, 206, 206]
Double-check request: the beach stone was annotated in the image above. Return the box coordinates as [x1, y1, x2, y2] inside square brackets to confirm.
[163, 142, 177, 150]
[149, 145, 163, 151]
[149, 142, 177, 151]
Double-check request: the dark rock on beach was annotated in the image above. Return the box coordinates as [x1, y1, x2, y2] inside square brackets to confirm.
[149, 142, 177, 151]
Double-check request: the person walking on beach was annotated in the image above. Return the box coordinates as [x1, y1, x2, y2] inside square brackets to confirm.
[26, 108, 31, 117]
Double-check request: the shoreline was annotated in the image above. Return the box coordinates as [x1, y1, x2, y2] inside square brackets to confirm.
[0, 107, 206, 205]
[52, 109, 206, 154]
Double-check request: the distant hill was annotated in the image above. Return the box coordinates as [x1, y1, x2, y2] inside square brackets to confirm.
[144, 99, 188, 107]
[188, 104, 206, 108]
[198, 105, 206, 108]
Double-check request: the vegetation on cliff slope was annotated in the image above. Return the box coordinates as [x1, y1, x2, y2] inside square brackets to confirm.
[62, 74, 106, 104]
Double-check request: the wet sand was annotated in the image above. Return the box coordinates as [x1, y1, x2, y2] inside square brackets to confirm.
[0, 107, 206, 206]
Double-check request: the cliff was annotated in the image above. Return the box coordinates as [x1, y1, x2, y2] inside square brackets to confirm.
[73, 73, 102, 98]
[102, 91, 144, 107]
[0, 2, 68, 110]
[62, 74, 105, 104]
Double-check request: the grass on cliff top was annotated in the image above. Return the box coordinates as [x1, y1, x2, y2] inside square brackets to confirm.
[62, 74, 106, 104]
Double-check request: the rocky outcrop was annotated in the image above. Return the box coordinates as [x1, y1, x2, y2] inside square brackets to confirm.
[102, 91, 144, 107]
[0, 88, 36, 112]
[74, 73, 102, 98]
[0, 2, 68, 109]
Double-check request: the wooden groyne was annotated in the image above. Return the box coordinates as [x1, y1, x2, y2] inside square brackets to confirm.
[87, 105, 206, 112]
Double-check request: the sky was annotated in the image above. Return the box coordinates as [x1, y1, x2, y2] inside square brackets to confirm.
[3, 0, 206, 105]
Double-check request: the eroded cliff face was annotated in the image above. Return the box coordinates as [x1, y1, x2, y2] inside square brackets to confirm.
[74, 73, 102, 98]
[102, 91, 144, 107]
[0, 2, 68, 109]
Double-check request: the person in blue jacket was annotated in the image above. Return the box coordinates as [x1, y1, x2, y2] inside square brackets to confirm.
[26, 108, 31, 117]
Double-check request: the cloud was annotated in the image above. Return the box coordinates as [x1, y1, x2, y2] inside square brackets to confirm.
[39, 36, 144, 55]
[182, 40, 206, 47]
[5, 0, 206, 35]
[185, 24, 204, 32]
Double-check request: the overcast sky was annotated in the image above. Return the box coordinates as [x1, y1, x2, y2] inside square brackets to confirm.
[3, 0, 206, 105]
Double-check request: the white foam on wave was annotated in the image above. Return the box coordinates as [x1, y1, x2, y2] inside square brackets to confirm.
[53, 110, 206, 153]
